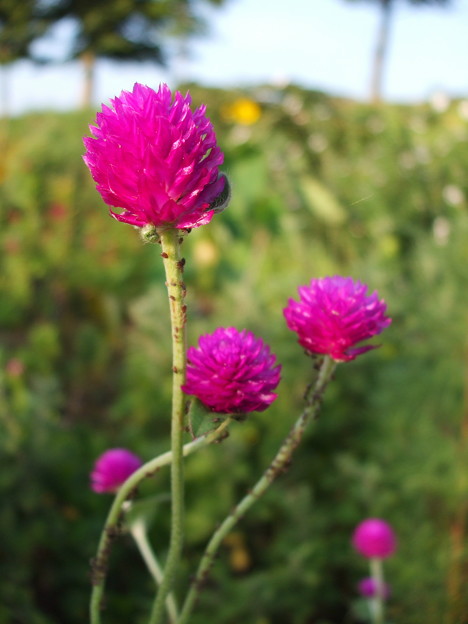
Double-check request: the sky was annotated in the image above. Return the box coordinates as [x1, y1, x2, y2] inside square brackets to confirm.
[5, 0, 468, 114]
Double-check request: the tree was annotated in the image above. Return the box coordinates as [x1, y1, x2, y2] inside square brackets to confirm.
[0, 0, 229, 110]
[345, 0, 451, 103]
[34, 0, 229, 107]
[0, 0, 51, 114]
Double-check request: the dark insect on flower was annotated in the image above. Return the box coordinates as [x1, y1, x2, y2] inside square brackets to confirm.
[208, 174, 231, 214]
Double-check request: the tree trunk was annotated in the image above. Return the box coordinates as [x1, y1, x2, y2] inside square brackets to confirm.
[80, 50, 96, 109]
[370, 0, 393, 104]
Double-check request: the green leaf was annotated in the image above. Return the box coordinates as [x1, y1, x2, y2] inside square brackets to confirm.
[299, 176, 347, 225]
[188, 398, 226, 439]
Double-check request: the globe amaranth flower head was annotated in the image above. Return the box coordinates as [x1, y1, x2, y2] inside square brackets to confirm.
[358, 577, 391, 600]
[283, 276, 391, 362]
[182, 327, 281, 414]
[352, 518, 397, 559]
[83, 83, 227, 230]
[90, 448, 143, 493]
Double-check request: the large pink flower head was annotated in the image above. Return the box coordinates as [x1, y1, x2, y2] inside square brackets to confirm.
[283, 276, 391, 362]
[90, 448, 143, 493]
[352, 518, 397, 559]
[83, 83, 226, 230]
[182, 327, 281, 414]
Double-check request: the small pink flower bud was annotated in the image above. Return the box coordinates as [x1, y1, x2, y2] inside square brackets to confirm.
[352, 518, 397, 559]
[90, 448, 143, 493]
[358, 577, 391, 600]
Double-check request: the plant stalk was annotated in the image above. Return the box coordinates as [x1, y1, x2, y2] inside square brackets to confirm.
[89, 417, 232, 624]
[369, 557, 385, 624]
[130, 519, 178, 623]
[148, 229, 187, 624]
[177, 356, 336, 624]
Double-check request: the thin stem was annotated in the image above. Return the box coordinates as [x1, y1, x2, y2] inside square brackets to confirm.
[89, 419, 232, 624]
[148, 229, 187, 624]
[369, 557, 385, 624]
[130, 520, 178, 623]
[177, 356, 337, 624]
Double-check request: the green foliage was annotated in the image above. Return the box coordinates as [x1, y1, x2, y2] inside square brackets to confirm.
[0, 84, 467, 623]
[0, 0, 52, 64]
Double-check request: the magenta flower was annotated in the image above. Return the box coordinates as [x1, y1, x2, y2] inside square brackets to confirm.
[358, 577, 391, 600]
[283, 276, 391, 362]
[90, 448, 143, 493]
[83, 83, 226, 230]
[352, 518, 397, 559]
[182, 327, 281, 414]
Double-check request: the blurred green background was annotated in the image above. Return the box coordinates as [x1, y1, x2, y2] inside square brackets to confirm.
[0, 83, 467, 624]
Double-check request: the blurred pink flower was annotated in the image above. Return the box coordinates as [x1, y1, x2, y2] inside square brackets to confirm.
[91, 448, 143, 493]
[48, 203, 67, 221]
[283, 276, 391, 362]
[83, 83, 226, 230]
[4, 238, 20, 255]
[352, 518, 397, 559]
[6, 358, 24, 378]
[358, 577, 391, 600]
[182, 327, 281, 414]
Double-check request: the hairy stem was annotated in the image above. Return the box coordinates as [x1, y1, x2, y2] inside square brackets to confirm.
[177, 356, 336, 624]
[89, 418, 232, 624]
[148, 229, 187, 624]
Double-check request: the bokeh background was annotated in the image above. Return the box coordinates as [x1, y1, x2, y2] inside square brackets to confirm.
[1, 1, 467, 623]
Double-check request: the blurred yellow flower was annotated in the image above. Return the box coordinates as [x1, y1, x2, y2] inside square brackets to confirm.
[193, 238, 219, 267]
[221, 98, 261, 125]
[224, 531, 252, 572]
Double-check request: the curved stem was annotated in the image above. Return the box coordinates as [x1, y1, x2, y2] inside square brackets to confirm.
[130, 519, 178, 623]
[148, 229, 187, 624]
[177, 356, 337, 624]
[89, 418, 232, 624]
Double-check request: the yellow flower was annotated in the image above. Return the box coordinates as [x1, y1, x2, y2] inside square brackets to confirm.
[221, 98, 261, 125]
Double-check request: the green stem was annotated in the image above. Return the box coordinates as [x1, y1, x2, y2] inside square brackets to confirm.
[369, 557, 385, 624]
[177, 356, 337, 624]
[130, 519, 178, 624]
[148, 229, 187, 624]
[89, 418, 232, 624]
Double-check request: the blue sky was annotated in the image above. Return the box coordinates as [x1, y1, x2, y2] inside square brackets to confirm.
[6, 0, 468, 113]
